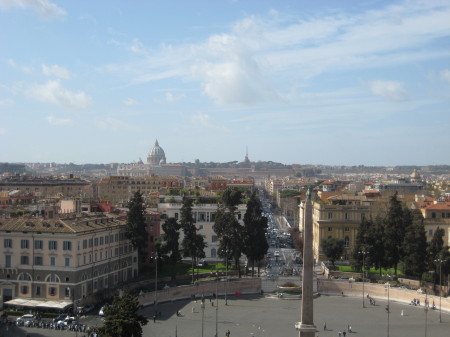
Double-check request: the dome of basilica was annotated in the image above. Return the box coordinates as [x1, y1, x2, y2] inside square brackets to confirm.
[147, 139, 166, 165]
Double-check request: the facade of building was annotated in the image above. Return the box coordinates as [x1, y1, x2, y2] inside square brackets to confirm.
[157, 201, 247, 260]
[300, 193, 388, 261]
[0, 175, 92, 199]
[0, 214, 138, 310]
[420, 202, 450, 245]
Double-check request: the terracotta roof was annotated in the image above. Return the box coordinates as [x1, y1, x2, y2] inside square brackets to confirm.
[424, 203, 450, 210]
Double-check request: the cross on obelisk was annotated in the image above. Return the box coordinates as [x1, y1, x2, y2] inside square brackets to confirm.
[299, 188, 316, 337]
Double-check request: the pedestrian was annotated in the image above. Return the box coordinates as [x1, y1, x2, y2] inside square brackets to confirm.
[343, 330, 346, 337]
[153, 314, 156, 323]
[323, 322, 327, 330]
[348, 325, 352, 333]
[338, 330, 342, 337]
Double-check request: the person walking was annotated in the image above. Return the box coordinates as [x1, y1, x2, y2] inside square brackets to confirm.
[323, 322, 327, 331]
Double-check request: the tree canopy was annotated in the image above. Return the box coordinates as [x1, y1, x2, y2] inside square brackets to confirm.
[321, 237, 345, 270]
[125, 191, 148, 270]
[98, 293, 148, 337]
[161, 217, 182, 265]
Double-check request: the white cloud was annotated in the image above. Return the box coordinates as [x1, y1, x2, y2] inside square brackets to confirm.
[130, 38, 146, 54]
[366, 80, 409, 102]
[27, 80, 92, 109]
[165, 92, 185, 103]
[95, 117, 139, 132]
[7, 58, 34, 73]
[46, 115, 73, 126]
[42, 64, 72, 79]
[102, 1, 450, 105]
[191, 112, 228, 131]
[123, 98, 138, 105]
[0, 0, 66, 19]
[0, 127, 6, 135]
[0, 98, 14, 106]
[441, 69, 450, 83]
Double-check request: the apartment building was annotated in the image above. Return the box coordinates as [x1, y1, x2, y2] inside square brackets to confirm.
[0, 175, 92, 199]
[420, 202, 450, 245]
[157, 201, 247, 260]
[300, 193, 388, 261]
[0, 214, 138, 310]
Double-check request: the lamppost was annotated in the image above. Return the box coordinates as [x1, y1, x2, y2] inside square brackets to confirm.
[215, 272, 219, 337]
[154, 248, 158, 320]
[201, 296, 205, 337]
[424, 290, 429, 337]
[434, 257, 443, 323]
[385, 275, 391, 337]
[225, 248, 228, 306]
[359, 249, 367, 308]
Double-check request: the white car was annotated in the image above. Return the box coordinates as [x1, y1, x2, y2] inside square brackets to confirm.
[274, 251, 280, 257]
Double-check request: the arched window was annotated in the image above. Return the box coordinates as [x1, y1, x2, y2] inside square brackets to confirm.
[45, 274, 60, 283]
[18, 273, 32, 281]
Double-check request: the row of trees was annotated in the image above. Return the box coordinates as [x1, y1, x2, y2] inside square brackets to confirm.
[351, 193, 450, 282]
[125, 189, 269, 278]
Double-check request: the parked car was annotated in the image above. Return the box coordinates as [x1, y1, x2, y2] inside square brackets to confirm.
[16, 314, 36, 325]
[99, 306, 106, 316]
[57, 316, 77, 326]
[53, 313, 68, 323]
[83, 304, 95, 313]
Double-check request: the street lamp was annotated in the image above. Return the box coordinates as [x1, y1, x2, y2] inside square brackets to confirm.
[225, 248, 228, 306]
[385, 275, 391, 337]
[154, 248, 158, 319]
[215, 272, 219, 337]
[424, 291, 429, 337]
[201, 296, 205, 337]
[434, 257, 443, 323]
[359, 249, 368, 308]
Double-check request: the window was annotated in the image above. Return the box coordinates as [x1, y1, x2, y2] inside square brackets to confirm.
[238, 213, 242, 220]
[65, 257, 70, 267]
[442, 213, 446, 218]
[110, 234, 114, 243]
[49, 287, 57, 296]
[344, 236, 350, 248]
[89, 239, 93, 248]
[48, 240, 57, 250]
[63, 241, 72, 251]
[21, 239, 29, 249]
[50, 256, 56, 266]
[360, 213, 366, 221]
[94, 238, 98, 246]
[149, 225, 154, 231]
[327, 212, 333, 220]
[100, 237, 104, 245]
[34, 240, 43, 249]
[211, 248, 217, 257]
[105, 236, 109, 244]
[5, 255, 11, 268]
[21, 256, 29, 265]
[344, 227, 350, 232]
[327, 227, 333, 232]
[21, 286, 28, 295]
[36, 286, 41, 296]
[83, 255, 86, 264]
[115, 248, 119, 257]
[4, 238, 12, 248]
[35, 256, 43, 265]
[431, 212, 436, 219]
[344, 213, 349, 220]
[212, 235, 218, 242]
[83, 240, 88, 249]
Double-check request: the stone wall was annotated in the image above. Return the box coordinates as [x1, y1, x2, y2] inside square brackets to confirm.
[138, 278, 262, 306]
[318, 279, 450, 312]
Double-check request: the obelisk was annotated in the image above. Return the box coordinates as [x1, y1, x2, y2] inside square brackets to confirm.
[299, 189, 316, 337]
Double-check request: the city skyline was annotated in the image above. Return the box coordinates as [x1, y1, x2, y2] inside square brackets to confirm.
[1, 0, 450, 166]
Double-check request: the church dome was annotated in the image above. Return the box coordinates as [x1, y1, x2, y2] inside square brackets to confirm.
[147, 139, 166, 165]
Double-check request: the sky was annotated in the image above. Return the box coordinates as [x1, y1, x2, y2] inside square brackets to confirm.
[1, 0, 450, 166]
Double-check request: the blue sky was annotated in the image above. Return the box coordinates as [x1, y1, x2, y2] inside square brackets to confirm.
[1, 0, 450, 166]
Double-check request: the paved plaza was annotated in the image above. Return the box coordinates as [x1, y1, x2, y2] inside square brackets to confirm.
[2, 294, 448, 337]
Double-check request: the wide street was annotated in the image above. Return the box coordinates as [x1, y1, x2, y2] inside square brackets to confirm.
[3, 294, 449, 337]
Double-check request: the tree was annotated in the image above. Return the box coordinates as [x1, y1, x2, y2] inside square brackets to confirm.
[214, 189, 245, 277]
[98, 293, 148, 337]
[352, 218, 371, 271]
[427, 227, 446, 282]
[161, 217, 182, 265]
[125, 191, 148, 271]
[321, 237, 345, 270]
[402, 212, 427, 277]
[180, 198, 206, 282]
[243, 191, 268, 276]
[383, 193, 407, 275]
